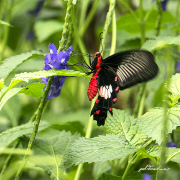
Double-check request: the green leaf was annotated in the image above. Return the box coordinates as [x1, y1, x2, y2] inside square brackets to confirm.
[21, 131, 79, 180]
[70, 135, 138, 165]
[116, 10, 176, 33]
[138, 106, 180, 144]
[9, 69, 87, 89]
[98, 174, 121, 180]
[0, 51, 45, 80]
[93, 162, 111, 180]
[0, 79, 4, 91]
[20, 82, 44, 99]
[0, 121, 50, 150]
[105, 109, 148, 146]
[0, 87, 23, 110]
[34, 20, 63, 42]
[168, 74, 180, 106]
[0, 20, 12, 26]
[148, 145, 180, 164]
[51, 121, 85, 136]
[142, 36, 180, 51]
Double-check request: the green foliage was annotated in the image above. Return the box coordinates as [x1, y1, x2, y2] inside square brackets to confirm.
[21, 131, 79, 180]
[142, 36, 180, 51]
[34, 20, 64, 42]
[0, 51, 45, 79]
[1, 0, 180, 179]
[0, 121, 50, 150]
[70, 135, 138, 165]
[138, 106, 180, 144]
[105, 109, 147, 146]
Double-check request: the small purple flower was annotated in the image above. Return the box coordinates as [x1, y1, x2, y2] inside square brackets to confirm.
[143, 173, 152, 180]
[153, 0, 169, 11]
[161, 0, 169, 11]
[176, 61, 180, 73]
[167, 142, 177, 148]
[28, 0, 45, 15]
[42, 43, 72, 100]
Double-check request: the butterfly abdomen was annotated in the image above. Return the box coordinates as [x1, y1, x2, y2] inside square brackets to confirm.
[87, 52, 102, 101]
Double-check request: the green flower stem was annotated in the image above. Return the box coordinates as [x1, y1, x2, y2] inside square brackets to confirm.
[101, 0, 116, 54]
[122, 154, 138, 180]
[14, 0, 74, 178]
[0, 2, 12, 64]
[14, 76, 54, 180]
[79, 0, 100, 37]
[156, 82, 170, 180]
[155, 0, 162, 37]
[74, 98, 95, 180]
[58, 0, 73, 52]
[110, 10, 116, 56]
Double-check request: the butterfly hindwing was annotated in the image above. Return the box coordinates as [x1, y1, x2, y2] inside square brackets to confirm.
[90, 68, 119, 126]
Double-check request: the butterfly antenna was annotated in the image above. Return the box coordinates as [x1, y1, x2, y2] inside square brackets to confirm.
[99, 32, 103, 54]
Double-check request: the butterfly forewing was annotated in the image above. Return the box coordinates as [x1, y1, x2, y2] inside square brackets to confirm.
[102, 50, 158, 90]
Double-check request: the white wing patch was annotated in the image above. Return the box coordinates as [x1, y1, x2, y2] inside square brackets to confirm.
[99, 85, 113, 99]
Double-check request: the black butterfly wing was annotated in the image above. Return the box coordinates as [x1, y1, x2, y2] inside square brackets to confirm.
[102, 50, 158, 90]
[90, 68, 119, 126]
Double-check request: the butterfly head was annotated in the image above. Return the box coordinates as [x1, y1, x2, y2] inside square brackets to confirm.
[94, 52, 101, 58]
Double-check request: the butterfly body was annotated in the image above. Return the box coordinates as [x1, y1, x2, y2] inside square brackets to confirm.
[87, 50, 158, 126]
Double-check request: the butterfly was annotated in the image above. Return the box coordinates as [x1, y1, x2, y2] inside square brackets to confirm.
[86, 50, 158, 126]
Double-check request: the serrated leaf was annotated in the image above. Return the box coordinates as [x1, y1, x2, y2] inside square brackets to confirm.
[138, 106, 180, 144]
[21, 131, 79, 180]
[9, 69, 87, 89]
[168, 74, 180, 98]
[105, 109, 148, 146]
[20, 82, 44, 99]
[0, 79, 4, 91]
[70, 135, 138, 165]
[0, 121, 50, 150]
[0, 51, 45, 79]
[0, 87, 23, 110]
[34, 20, 63, 42]
[142, 36, 180, 51]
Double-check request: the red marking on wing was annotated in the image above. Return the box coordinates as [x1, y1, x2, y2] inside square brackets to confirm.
[87, 54, 102, 101]
[109, 108, 112, 111]
[115, 77, 117, 81]
[113, 98, 117, 102]
[95, 110, 100, 114]
[115, 86, 119, 91]
[96, 98, 99, 104]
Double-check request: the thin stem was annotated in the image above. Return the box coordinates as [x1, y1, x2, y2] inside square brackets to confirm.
[79, 0, 100, 37]
[72, 6, 90, 66]
[74, 98, 94, 180]
[101, 0, 116, 55]
[119, 0, 140, 23]
[156, 81, 170, 180]
[0, 2, 12, 64]
[0, 141, 20, 177]
[110, 10, 116, 56]
[14, 76, 54, 180]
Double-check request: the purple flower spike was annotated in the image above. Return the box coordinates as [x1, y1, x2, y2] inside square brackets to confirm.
[143, 173, 152, 180]
[176, 61, 180, 73]
[167, 142, 177, 148]
[161, 0, 169, 11]
[42, 43, 73, 100]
